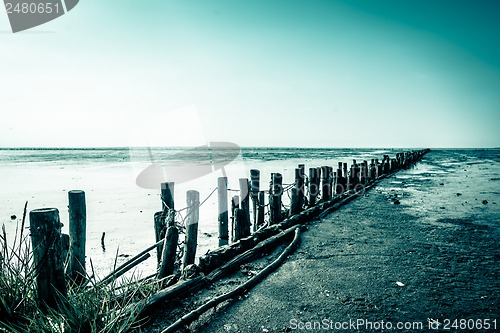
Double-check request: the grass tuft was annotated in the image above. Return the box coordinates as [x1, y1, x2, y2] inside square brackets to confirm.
[1, 203, 159, 333]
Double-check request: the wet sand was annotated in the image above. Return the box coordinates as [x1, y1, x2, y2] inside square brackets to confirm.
[142, 149, 500, 332]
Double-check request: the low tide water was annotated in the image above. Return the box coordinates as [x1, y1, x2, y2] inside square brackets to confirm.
[1, 147, 495, 279]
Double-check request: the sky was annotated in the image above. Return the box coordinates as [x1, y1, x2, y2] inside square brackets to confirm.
[0, 0, 499, 148]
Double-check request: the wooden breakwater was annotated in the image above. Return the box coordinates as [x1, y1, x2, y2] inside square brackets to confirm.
[26, 149, 429, 311]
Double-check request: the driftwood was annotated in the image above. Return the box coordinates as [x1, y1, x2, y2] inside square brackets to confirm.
[97, 253, 151, 287]
[142, 225, 300, 313]
[197, 193, 348, 274]
[206, 225, 300, 282]
[160, 228, 302, 333]
[94, 239, 163, 287]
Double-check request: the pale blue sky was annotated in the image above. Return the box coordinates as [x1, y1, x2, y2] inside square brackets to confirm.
[1, 0, 499, 148]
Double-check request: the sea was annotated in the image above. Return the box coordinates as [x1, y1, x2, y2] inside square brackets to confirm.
[1, 147, 497, 279]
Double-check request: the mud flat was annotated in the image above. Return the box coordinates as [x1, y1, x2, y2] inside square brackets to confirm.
[141, 149, 499, 332]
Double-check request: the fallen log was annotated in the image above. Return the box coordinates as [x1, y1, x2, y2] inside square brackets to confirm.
[160, 228, 302, 333]
[142, 225, 301, 313]
[198, 191, 350, 274]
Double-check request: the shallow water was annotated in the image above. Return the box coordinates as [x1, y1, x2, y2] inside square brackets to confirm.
[1, 148, 497, 279]
[381, 149, 500, 231]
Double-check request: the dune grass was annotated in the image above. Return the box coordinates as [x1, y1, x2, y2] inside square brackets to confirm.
[1, 202, 159, 333]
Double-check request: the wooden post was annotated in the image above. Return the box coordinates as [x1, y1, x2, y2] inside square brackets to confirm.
[161, 182, 175, 212]
[183, 190, 199, 269]
[270, 173, 283, 224]
[217, 177, 229, 246]
[383, 155, 390, 174]
[375, 158, 382, 178]
[231, 195, 239, 242]
[328, 166, 334, 198]
[290, 168, 302, 215]
[257, 191, 265, 228]
[360, 161, 367, 185]
[298, 164, 305, 208]
[154, 211, 166, 264]
[336, 162, 345, 195]
[161, 182, 175, 227]
[158, 225, 179, 278]
[321, 166, 331, 201]
[101, 232, 106, 251]
[156, 182, 175, 265]
[316, 167, 322, 197]
[353, 160, 360, 188]
[30, 208, 67, 310]
[61, 234, 70, 268]
[369, 159, 376, 181]
[67, 190, 86, 284]
[250, 169, 260, 231]
[239, 178, 251, 236]
[342, 162, 348, 192]
[308, 168, 318, 206]
[348, 163, 357, 190]
[233, 208, 246, 242]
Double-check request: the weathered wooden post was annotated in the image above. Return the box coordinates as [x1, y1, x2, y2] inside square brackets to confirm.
[369, 159, 376, 181]
[161, 182, 175, 216]
[158, 220, 179, 278]
[396, 153, 402, 169]
[154, 212, 166, 264]
[250, 169, 260, 231]
[290, 168, 302, 215]
[343, 162, 348, 187]
[233, 208, 247, 242]
[30, 208, 67, 310]
[161, 182, 175, 228]
[316, 167, 322, 197]
[348, 163, 356, 190]
[383, 155, 390, 174]
[156, 182, 175, 264]
[257, 191, 265, 228]
[270, 173, 283, 224]
[231, 195, 239, 242]
[183, 190, 199, 269]
[328, 166, 334, 198]
[353, 160, 360, 187]
[217, 177, 229, 246]
[298, 164, 305, 206]
[360, 161, 367, 185]
[308, 168, 318, 206]
[61, 234, 70, 268]
[67, 190, 86, 284]
[239, 178, 251, 235]
[375, 159, 382, 178]
[336, 162, 345, 195]
[321, 166, 331, 201]
[391, 158, 397, 172]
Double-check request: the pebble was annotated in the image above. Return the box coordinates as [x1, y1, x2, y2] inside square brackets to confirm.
[482, 200, 488, 204]
[393, 200, 401, 205]
[11, 215, 16, 220]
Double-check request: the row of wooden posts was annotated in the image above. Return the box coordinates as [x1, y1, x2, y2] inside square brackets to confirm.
[152, 149, 430, 276]
[27, 149, 429, 310]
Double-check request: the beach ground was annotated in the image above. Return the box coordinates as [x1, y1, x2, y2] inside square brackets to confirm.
[141, 150, 499, 332]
